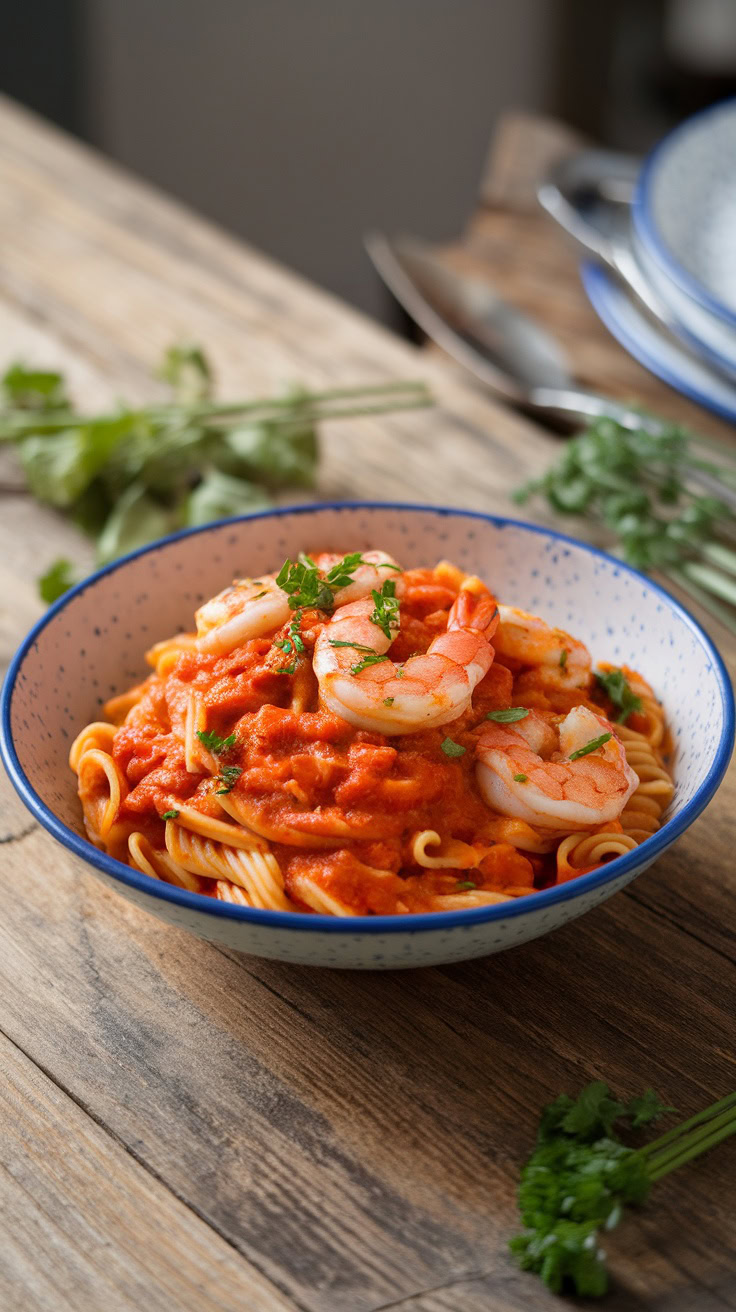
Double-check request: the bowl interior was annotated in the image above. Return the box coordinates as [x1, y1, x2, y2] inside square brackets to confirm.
[5, 506, 731, 868]
[640, 100, 736, 320]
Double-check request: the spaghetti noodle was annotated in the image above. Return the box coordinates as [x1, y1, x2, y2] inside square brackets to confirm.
[71, 551, 674, 916]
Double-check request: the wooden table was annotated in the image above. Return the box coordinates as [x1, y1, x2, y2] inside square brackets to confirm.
[1, 97, 735, 1312]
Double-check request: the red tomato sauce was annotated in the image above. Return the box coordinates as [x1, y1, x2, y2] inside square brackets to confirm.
[109, 566, 626, 914]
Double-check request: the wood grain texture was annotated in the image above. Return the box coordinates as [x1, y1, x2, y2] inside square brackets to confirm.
[0, 1033, 292, 1312]
[0, 95, 734, 1311]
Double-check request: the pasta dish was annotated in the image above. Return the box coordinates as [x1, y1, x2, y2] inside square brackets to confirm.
[71, 551, 674, 916]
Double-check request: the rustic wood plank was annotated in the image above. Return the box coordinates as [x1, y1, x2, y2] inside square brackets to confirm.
[1, 825, 736, 1311]
[0, 95, 735, 1312]
[0, 1031, 295, 1312]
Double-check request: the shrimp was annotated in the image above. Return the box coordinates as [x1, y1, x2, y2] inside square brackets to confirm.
[313, 578, 499, 734]
[494, 604, 591, 689]
[195, 550, 401, 656]
[476, 705, 637, 830]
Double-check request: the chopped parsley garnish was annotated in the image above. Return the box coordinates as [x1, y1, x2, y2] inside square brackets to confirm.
[324, 551, 372, 589]
[196, 729, 236, 754]
[559, 648, 568, 670]
[455, 880, 476, 891]
[395, 666, 404, 679]
[328, 639, 378, 651]
[369, 578, 400, 639]
[289, 613, 305, 653]
[327, 638, 389, 674]
[275, 661, 297, 675]
[595, 668, 643, 724]
[513, 772, 528, 783]
[351, 651, 389, 675]
[216, 765, 243, 795]
[275, 551, 390, 612]
[274, 637, 292, 652]
[568, 732, 612, 761]
[162, 809, 179, 820]
[441, 737, 466, 757]
[383, 696, 394, 707]
[275, 556, 334, 611]
[486, 707, 530, 723]
[252, 590, 267, 599]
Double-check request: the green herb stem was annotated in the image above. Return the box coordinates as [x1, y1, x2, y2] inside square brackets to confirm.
[2, 382, 433, 439]
[647, 1110, 736, 1182]
[680, 560, 736, 607]
[640, 1090, 736, 1160]
[698, 540, 736, 576]
[666, 567, 736, 637]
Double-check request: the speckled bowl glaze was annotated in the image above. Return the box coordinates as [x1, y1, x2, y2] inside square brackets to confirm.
[2, 504, 733, 970]
[633, 98, 736, 339]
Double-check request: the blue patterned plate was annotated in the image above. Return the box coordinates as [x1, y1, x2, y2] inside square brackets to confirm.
[1, 504, 733, 969]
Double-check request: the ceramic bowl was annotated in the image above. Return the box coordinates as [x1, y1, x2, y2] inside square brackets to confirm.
[633, 98, 736, 350]
[2, 504, 733, 970]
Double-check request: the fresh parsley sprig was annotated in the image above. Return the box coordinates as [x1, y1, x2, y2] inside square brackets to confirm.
[511, 1081, 736, 1298]
[514, 414, 736, 634]
[17, 352, 432, 601]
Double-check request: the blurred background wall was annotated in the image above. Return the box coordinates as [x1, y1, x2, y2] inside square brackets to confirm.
[2, 0, 735, 322]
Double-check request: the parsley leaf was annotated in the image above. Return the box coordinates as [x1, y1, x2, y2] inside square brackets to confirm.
[383, 696, 394, 707]
[161, 809, 180, 820]
[513, 772, 528, 782]
[626, 1089, 676, 1129]
[441, 737, 466, 757]
[455, 880, 476, 891]
[568, 732, 612, 761]
[196, 729, 236, 754]
[561, 1082, 628, 1139]
[289, 613, 305, 653]
[486, 707, 530, 723]
[38, 557, 77, 604]
[216, 765, 242, 795]
[351, 651, 389, 675]
[596, 668, 644, 724]
[275, 557, 333, 610]
[328, 640, 378, 652]
[559, 648, 568, 669]
[276, 551, 384, 612]
[369, 579, 400, 639]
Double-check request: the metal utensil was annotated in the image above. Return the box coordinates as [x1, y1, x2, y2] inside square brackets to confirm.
[364, 230, 736, 508]
[367, 231, 669, 429]
[537, 150, 736, 382]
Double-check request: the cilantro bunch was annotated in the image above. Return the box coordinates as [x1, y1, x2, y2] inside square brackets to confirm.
[515, 416, 736, 634]
[511, 1082, 736, 1298]
[2, 350, 431, 602]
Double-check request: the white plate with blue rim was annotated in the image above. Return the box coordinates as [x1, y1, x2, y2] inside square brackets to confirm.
[1, 503, 733, 969]
[633, 97, 736, 338]
[580, 260, 736, 425]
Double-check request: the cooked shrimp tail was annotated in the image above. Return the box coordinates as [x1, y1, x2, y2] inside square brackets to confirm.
[476, 705, 638, 829]
[313, 575, 499, 735]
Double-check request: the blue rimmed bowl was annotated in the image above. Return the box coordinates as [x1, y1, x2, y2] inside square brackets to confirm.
[1, 504, 733, 970]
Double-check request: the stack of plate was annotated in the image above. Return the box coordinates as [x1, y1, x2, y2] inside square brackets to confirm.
[577, 98, 736, 422]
